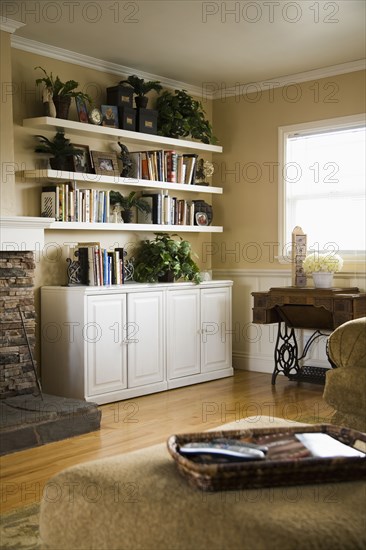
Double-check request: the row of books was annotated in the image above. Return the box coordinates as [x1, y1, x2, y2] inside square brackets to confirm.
[41, 182, 110, 223]
[130, 150, 198, 185]
[75, 243, 125, 286]
[139, 193, 209, 226]
[41, 184, 211, 226]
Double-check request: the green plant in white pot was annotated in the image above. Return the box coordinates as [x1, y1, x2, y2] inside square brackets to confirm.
[303, 252, 343, 288]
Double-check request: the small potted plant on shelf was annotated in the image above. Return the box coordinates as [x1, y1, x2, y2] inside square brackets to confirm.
[34, 131, 84, 171]
[118, 74, 162, 108]
[109, 190, 151, 223]
[133, 233, 201, 283]
[156, 89, 217, 144]
[35, 66, 92, 119]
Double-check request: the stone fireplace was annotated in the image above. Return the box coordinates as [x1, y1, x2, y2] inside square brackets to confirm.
[0, 217, 101, 455]
[0, 250, 39, 398]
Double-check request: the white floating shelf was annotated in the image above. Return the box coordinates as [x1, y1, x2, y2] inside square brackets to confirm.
[22, 169, 222, 195]
[23, 117, 223, 153]
[46, 222, 223, 233]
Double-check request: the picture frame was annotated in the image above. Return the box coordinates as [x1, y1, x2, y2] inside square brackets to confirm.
[101, 104, 119, 128]
[91, 150, 120, 176]
[70, 144, 92, 173]
[75, 97, 89, 124]
[195, 212, 208, 226]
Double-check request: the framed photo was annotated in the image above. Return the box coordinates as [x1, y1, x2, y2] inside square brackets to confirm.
[91, 151, 120, 176]
[71, 144, 92, 173]
[101, 105, 119, 128]
[195, 212, 208, 226]
[75, 97, 89, 124]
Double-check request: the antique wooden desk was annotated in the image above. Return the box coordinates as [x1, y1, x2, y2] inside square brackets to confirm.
[252, 287, 366, 385]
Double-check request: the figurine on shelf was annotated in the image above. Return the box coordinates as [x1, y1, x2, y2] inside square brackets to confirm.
[42, 87, 56, 118]
[66, 257, 82, 285]
[195, 159, 214, 186]
[118, 141, 133, 177]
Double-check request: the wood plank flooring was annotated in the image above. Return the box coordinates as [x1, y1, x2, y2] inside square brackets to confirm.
[0, 370, 334, 513]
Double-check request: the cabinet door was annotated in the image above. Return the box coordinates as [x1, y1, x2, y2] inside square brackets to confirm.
[167, 289, 201, 379]
[127, 292, 165, 388]
[201, 287, 232, 373]
[86, 294, 127, 397]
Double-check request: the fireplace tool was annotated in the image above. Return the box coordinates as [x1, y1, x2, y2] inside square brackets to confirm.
[18, 306, 43, 400]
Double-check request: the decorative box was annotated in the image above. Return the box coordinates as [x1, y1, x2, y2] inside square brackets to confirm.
[136, 108, 158, 135]
[106, 85, 133, 107]
[117, 106, 136, 131]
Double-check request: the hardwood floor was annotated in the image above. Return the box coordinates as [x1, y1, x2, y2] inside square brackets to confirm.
[0, 370, 334, 513]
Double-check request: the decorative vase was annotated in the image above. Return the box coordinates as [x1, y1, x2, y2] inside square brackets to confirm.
[53, 95, 71, 119]
[158, 271, 175, 283]
[135, 96, 148, 109]
[312, 271, 334, 288]
[49, 157, 71, 171]
[121, 209, 133, 223]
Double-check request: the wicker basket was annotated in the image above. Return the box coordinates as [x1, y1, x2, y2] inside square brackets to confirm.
[167, 424, 366, 491]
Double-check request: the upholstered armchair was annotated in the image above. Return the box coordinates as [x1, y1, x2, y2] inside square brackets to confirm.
[323, 317, 366, 432]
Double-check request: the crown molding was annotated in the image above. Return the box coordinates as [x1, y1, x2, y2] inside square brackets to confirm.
[0, 17, 25, 34]
[214, 60, 366, 99]
[11, 35, 205, 98]
[10, 35, 365, 101]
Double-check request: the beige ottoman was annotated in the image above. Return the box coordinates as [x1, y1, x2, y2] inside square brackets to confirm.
[324, 317, 366, 432]
[39, 416, 365, 550]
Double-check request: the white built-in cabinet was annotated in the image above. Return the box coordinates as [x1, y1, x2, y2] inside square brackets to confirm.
[41, 281, 233, 405]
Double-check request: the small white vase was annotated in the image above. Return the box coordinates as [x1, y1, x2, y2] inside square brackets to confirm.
[312, 271, 334, 288]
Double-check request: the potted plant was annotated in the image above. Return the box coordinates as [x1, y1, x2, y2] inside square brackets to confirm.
[109, 190, 151, 223]
[133, 233, 201, 283]
[119, 75, 162, 108]
[35, 66, 92, 119]
[35, 131, 84, 171]
[303, 252, 343, 288]
[156, 89, 217, 144]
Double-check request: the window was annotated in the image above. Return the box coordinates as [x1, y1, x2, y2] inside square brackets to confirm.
[278, 114, 366, 262]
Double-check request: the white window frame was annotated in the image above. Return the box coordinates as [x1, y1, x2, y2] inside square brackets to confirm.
[278, 113, 366, 264]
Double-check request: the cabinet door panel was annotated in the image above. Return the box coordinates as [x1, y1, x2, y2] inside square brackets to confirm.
[86, 294, 127, 396]
[167, 290, 200, 379]
[127, 292, 164, 387]
[201, 287, 232, 372]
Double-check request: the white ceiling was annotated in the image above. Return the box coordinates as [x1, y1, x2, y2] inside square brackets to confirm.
[2, 0, 366, 90]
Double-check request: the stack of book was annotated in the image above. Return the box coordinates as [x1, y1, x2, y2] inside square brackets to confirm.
[41, 182, 110, 223]
[75, 243, 125, 286]
[130, 151, 198, 184]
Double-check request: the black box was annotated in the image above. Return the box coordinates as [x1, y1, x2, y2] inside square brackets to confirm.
[118, 106, 136, 131]
[106, 85, 133, 107]
[136, 108, 158, 135]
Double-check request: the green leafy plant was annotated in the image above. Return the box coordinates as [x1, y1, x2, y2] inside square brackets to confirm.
[119, 75, 162, 97]
[156, 89, 217, 144]
[109, 190, 151, 214]
[35, 66, 91, 103]
[35, 132, 83, 170]
[133, 233, 201, 284]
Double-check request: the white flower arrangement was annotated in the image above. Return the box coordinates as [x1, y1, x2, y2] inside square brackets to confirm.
[303, 253, 343, 274]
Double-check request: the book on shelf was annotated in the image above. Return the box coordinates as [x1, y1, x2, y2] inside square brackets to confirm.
[75, 242, 124, 286]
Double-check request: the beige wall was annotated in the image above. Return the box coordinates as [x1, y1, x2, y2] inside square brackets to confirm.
[211, 70, 366, 273]
[0, 30, 16, 215]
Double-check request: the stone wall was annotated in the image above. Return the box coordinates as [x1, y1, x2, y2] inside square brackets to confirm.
[0, 251, 38, 397]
